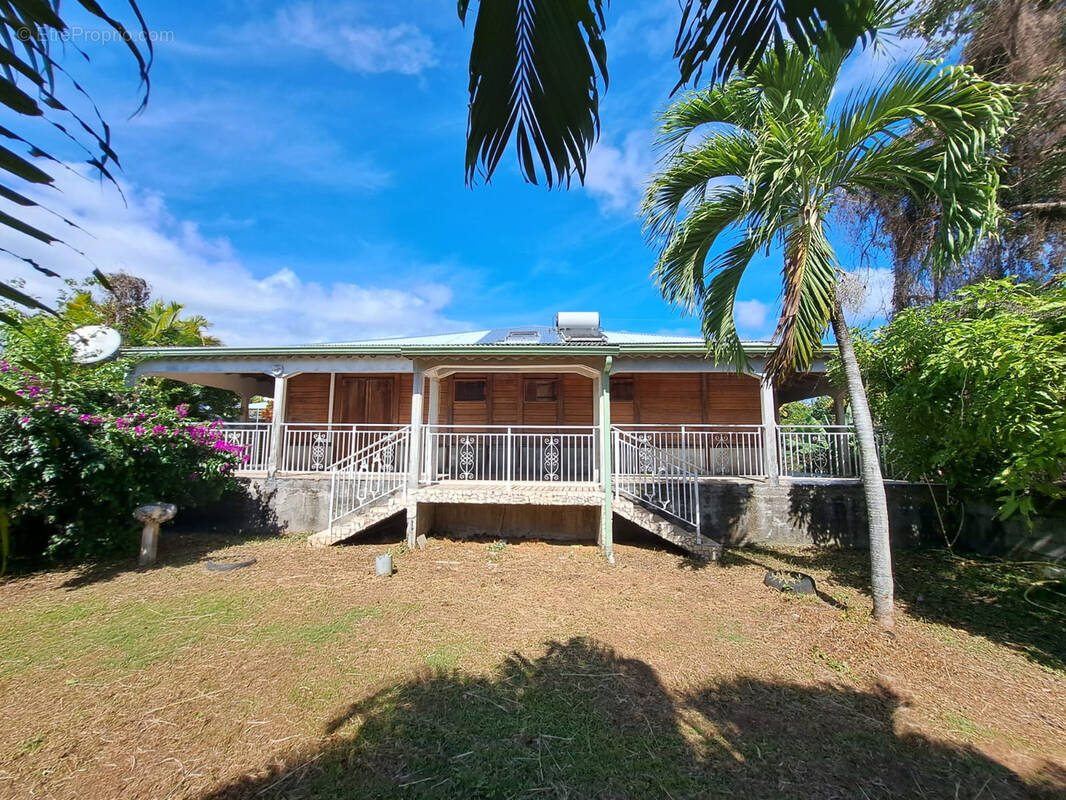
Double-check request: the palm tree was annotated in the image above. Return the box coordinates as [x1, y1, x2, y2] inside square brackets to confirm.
[642, 43, 1013, 627]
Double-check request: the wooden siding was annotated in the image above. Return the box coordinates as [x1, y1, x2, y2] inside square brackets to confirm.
[284, 371, 760, 425]
[284, 373, 330, 423]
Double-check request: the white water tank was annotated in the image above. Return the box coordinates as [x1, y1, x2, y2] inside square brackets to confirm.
[554, 311, 603, 341]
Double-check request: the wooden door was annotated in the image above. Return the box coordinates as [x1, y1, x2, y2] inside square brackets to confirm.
[336, 377, 395, 424]
[365, 378, 393, 424]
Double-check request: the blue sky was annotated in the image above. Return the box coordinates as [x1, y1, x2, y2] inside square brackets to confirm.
[4, 0, 914, 346]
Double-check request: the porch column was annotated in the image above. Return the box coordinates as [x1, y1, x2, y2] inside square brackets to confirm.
[426, 376, 440, 482]
[599, 357, 614, 564]
[759, 374, 779, 484]
[239, 394, 250, 422]
[266, 374, 288, 477]
[407, 364, 425, 493]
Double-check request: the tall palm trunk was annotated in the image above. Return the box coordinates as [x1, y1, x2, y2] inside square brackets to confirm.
[830, 298, 895, 628]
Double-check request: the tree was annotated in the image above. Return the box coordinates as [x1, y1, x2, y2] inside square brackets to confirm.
[846, 0, 1066, 310]
[1, 275, 234, 418]
[642, 40, 1014, 627]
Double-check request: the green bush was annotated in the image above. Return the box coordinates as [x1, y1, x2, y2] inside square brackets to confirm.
[0, 364, 243, 566]
[852, 278, 1066, 517]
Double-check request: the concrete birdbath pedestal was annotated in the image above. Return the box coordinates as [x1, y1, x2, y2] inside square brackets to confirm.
[134, 503, 177, 566]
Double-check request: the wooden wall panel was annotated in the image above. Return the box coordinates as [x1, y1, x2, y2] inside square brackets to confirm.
[284, 373, 330, 423]
[706, 373, 761, 424]
[397, 373, 413, 422]
[520, 374, 561, 426]
[562, 374, 594, 425]
[451, 374, 489, 426]
[609, 372, 635, 424]
[492, 374, 522, 424]
[285, 369, 763, 427]
[634, 373, 704, 423]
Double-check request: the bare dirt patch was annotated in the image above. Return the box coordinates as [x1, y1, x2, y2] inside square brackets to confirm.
[1, 533, 1064, 799]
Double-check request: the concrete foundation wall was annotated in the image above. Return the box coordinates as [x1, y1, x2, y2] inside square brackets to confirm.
[178, 476, 1064, 561]
[698, 481, 942, 549]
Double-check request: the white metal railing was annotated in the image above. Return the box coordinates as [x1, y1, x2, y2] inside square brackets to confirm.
[329, 427, 410, 532]
[217, 422, 273, 471]
[280, 423, 407, 473]
[422, 425, 599, 483]
[613, 428, 702, 541]
[611, 424, 764, 477]
[778, 426, 895, 479]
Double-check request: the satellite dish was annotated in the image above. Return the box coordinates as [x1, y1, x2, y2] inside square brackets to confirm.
[66, 325, 123, 364]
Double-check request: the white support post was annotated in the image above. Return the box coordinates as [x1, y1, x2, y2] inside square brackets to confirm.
[759, 374, 779, 484]
[426, 376, 440, 483]
[267, 374, 288, 477]
[592, 373, 602, 482]
[599, 358, 614, 564]
[327, 373, 336, 426]
[407, 365, 425, 492]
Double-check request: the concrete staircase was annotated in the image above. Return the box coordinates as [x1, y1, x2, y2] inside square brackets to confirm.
[307, 494, 406, 548]
[613, 495, 722, 561]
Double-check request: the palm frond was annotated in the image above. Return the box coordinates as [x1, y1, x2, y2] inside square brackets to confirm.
[672, 0, 878, 89]
[0, 0, 151, 315]
[460, 0, 607, 187]
[765, 214, 837, 376]
[642, 135, 754, 241]
[651, 188, 754, 313]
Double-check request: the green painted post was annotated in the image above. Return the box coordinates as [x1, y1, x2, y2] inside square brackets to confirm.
[600, 357, 614, 564]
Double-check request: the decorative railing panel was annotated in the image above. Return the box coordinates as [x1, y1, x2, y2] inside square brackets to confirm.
[217, 422, 272, 472]
[329, 427, 410, 531]
[280, 424, 407, 473]
[778, 426, 895, 479]
[423, 426, 598, 483]
[611, 425, 764, 477]
[612, 428, 702, 541]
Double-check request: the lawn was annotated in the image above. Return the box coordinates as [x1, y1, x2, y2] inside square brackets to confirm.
[0, 532, 1064, 799]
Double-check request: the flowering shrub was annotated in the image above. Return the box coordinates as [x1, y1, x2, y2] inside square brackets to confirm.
[1, 364, 245, 565]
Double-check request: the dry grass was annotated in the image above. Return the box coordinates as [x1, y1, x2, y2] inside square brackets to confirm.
[0, 531, 1064, 799]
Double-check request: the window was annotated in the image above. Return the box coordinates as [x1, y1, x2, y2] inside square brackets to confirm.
[454, 379, 486, 402]
[612, 378, 634, 402]
[524, 378, 558, 403]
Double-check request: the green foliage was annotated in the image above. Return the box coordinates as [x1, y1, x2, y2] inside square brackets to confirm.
[779, 397, 835, 426]
[852, 278, 1066, 516]
[848, 0, 1066, 312]
[642, 34, 1015, 377]
[1, 277, 235, 420]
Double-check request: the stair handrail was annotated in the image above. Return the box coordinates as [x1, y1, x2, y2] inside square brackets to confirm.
[328, 426, 411, 533]
[613, 427, 703, 543]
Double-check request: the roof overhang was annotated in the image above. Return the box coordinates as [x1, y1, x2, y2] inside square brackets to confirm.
[123, 342, 836, 384]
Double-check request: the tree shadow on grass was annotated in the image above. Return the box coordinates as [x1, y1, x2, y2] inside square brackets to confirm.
[201, 637, 1064, 800]
[737, 545, 1066, 673]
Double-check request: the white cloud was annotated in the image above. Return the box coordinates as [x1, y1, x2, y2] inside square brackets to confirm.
[734, 298, 772, 338]
[584, 130, 654, 214]
[274, 3, 436, 75]
[2, 169, 465, 347]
